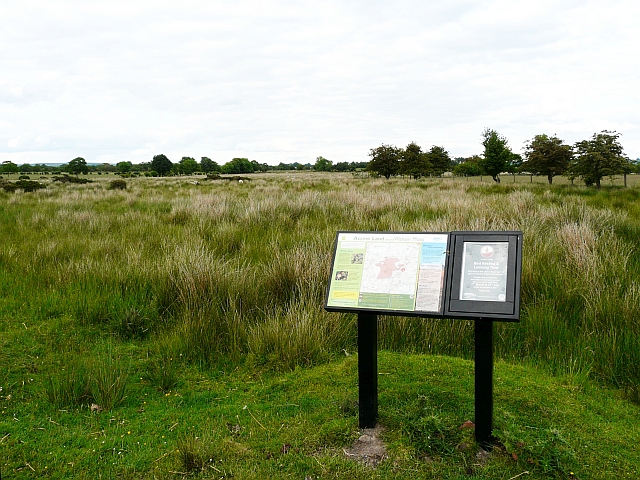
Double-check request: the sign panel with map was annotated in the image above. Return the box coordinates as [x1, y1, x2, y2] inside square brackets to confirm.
[325, 232, 449, 314]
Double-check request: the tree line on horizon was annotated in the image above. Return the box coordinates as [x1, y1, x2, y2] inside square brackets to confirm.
[2, 128, 637, 188]
[368, 129, 638, 189]
[0, 155, 369, 177]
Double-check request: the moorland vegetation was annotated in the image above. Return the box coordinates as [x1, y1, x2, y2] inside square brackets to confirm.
[1, 172, 640, 478]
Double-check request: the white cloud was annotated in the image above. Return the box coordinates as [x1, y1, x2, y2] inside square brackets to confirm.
[1, 0, 639, 165]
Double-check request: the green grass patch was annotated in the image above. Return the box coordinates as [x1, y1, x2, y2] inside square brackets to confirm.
[2, 352, 639, 478]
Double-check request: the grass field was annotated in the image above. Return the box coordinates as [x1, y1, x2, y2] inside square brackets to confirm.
[1, 172, 640, 478]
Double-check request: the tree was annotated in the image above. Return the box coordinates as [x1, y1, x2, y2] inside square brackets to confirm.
[521, 134, 573, 184]
[116, 161, 132, 174]
[400, 142, 430, 179]
[200, 157, 221, 174]
[480, 129, 512, 183]
[314, 156, 333, 171]
[221, 158, 254, 174]
[0, 161, 19, 174]
[67, 157, 89, 175]
[251, 160, 269, 172]
[32, 163, 50, 174]
[130, 162, 148, 174]
[333, 161, 350, 172]
[571, 130, 629, 189]
[151, 154, 173, 176]
[452, 155, 483, 177]
[621, 154, 634, 188]
[426, 145, 452, 176]
[367, 144, 400, 179]
[178, 157, 199, 175]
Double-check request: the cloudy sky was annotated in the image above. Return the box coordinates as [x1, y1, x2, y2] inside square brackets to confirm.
[1, 0, 639, 166]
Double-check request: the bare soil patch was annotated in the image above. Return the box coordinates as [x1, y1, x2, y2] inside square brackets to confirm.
[344, 425, 388, 468]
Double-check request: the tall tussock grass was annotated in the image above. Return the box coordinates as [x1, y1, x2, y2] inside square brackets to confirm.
[2, 174, 640, 398]
[45, 345, 129, 410]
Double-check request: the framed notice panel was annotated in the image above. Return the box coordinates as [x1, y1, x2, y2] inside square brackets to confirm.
[325, 232, 450, 316]
[444, 231, 522, 322]
[325, 230, 522, 322]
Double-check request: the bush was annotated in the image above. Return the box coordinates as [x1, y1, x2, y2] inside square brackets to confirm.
[52, 175, 92, 184]
[19, 175, 30, 180]
[0, 180, 46, 193]
[108, 179, 127, 190]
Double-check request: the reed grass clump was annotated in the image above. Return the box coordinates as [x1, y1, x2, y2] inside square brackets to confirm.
[144, 351, 179, 392]
[176, 434, 219, 473]
[45, 348, 129, 410]
[45, 360, 92, 408]
[88, 347, 129, 410]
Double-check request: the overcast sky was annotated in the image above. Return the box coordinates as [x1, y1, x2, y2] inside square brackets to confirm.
[1, 0, 639, 166]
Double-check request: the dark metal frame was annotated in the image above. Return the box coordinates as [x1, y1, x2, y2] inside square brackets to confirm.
[444, 232, 522, 321]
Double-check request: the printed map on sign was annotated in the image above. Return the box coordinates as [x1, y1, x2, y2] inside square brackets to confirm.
[325, 232, 448, 313]
[359, 243, 420, 296]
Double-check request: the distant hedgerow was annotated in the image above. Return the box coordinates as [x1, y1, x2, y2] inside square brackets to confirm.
[53, 174, 92, 184]
[0, 179, 46, 192]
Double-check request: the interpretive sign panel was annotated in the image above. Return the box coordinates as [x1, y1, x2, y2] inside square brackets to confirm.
[444, 232, 522, 321]
[325, 230, 522, 322]
[459, 242, 509, 302]
[325, 232, 449, 315]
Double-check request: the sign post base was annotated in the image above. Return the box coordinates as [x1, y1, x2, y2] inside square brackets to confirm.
[475, 320, 495, 447]
[358, 313, 378, 429]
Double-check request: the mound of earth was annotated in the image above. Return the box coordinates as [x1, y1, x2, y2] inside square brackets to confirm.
[344, 426, 388, 468]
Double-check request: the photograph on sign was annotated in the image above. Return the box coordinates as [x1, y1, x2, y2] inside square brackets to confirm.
[459, 242, 509, 302]
[326, 232, 448, 313]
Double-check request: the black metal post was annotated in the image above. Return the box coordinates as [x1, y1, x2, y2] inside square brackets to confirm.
[475, 320, 494, 446]
[357, 312, 378, 428]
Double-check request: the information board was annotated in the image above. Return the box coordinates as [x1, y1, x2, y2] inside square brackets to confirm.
[325, 232, 449, 314]
[325, 230, 522, 322]
[324, 230, 523, 442]
[444, 232, 522, 321]
[459, 242, 509, 302]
